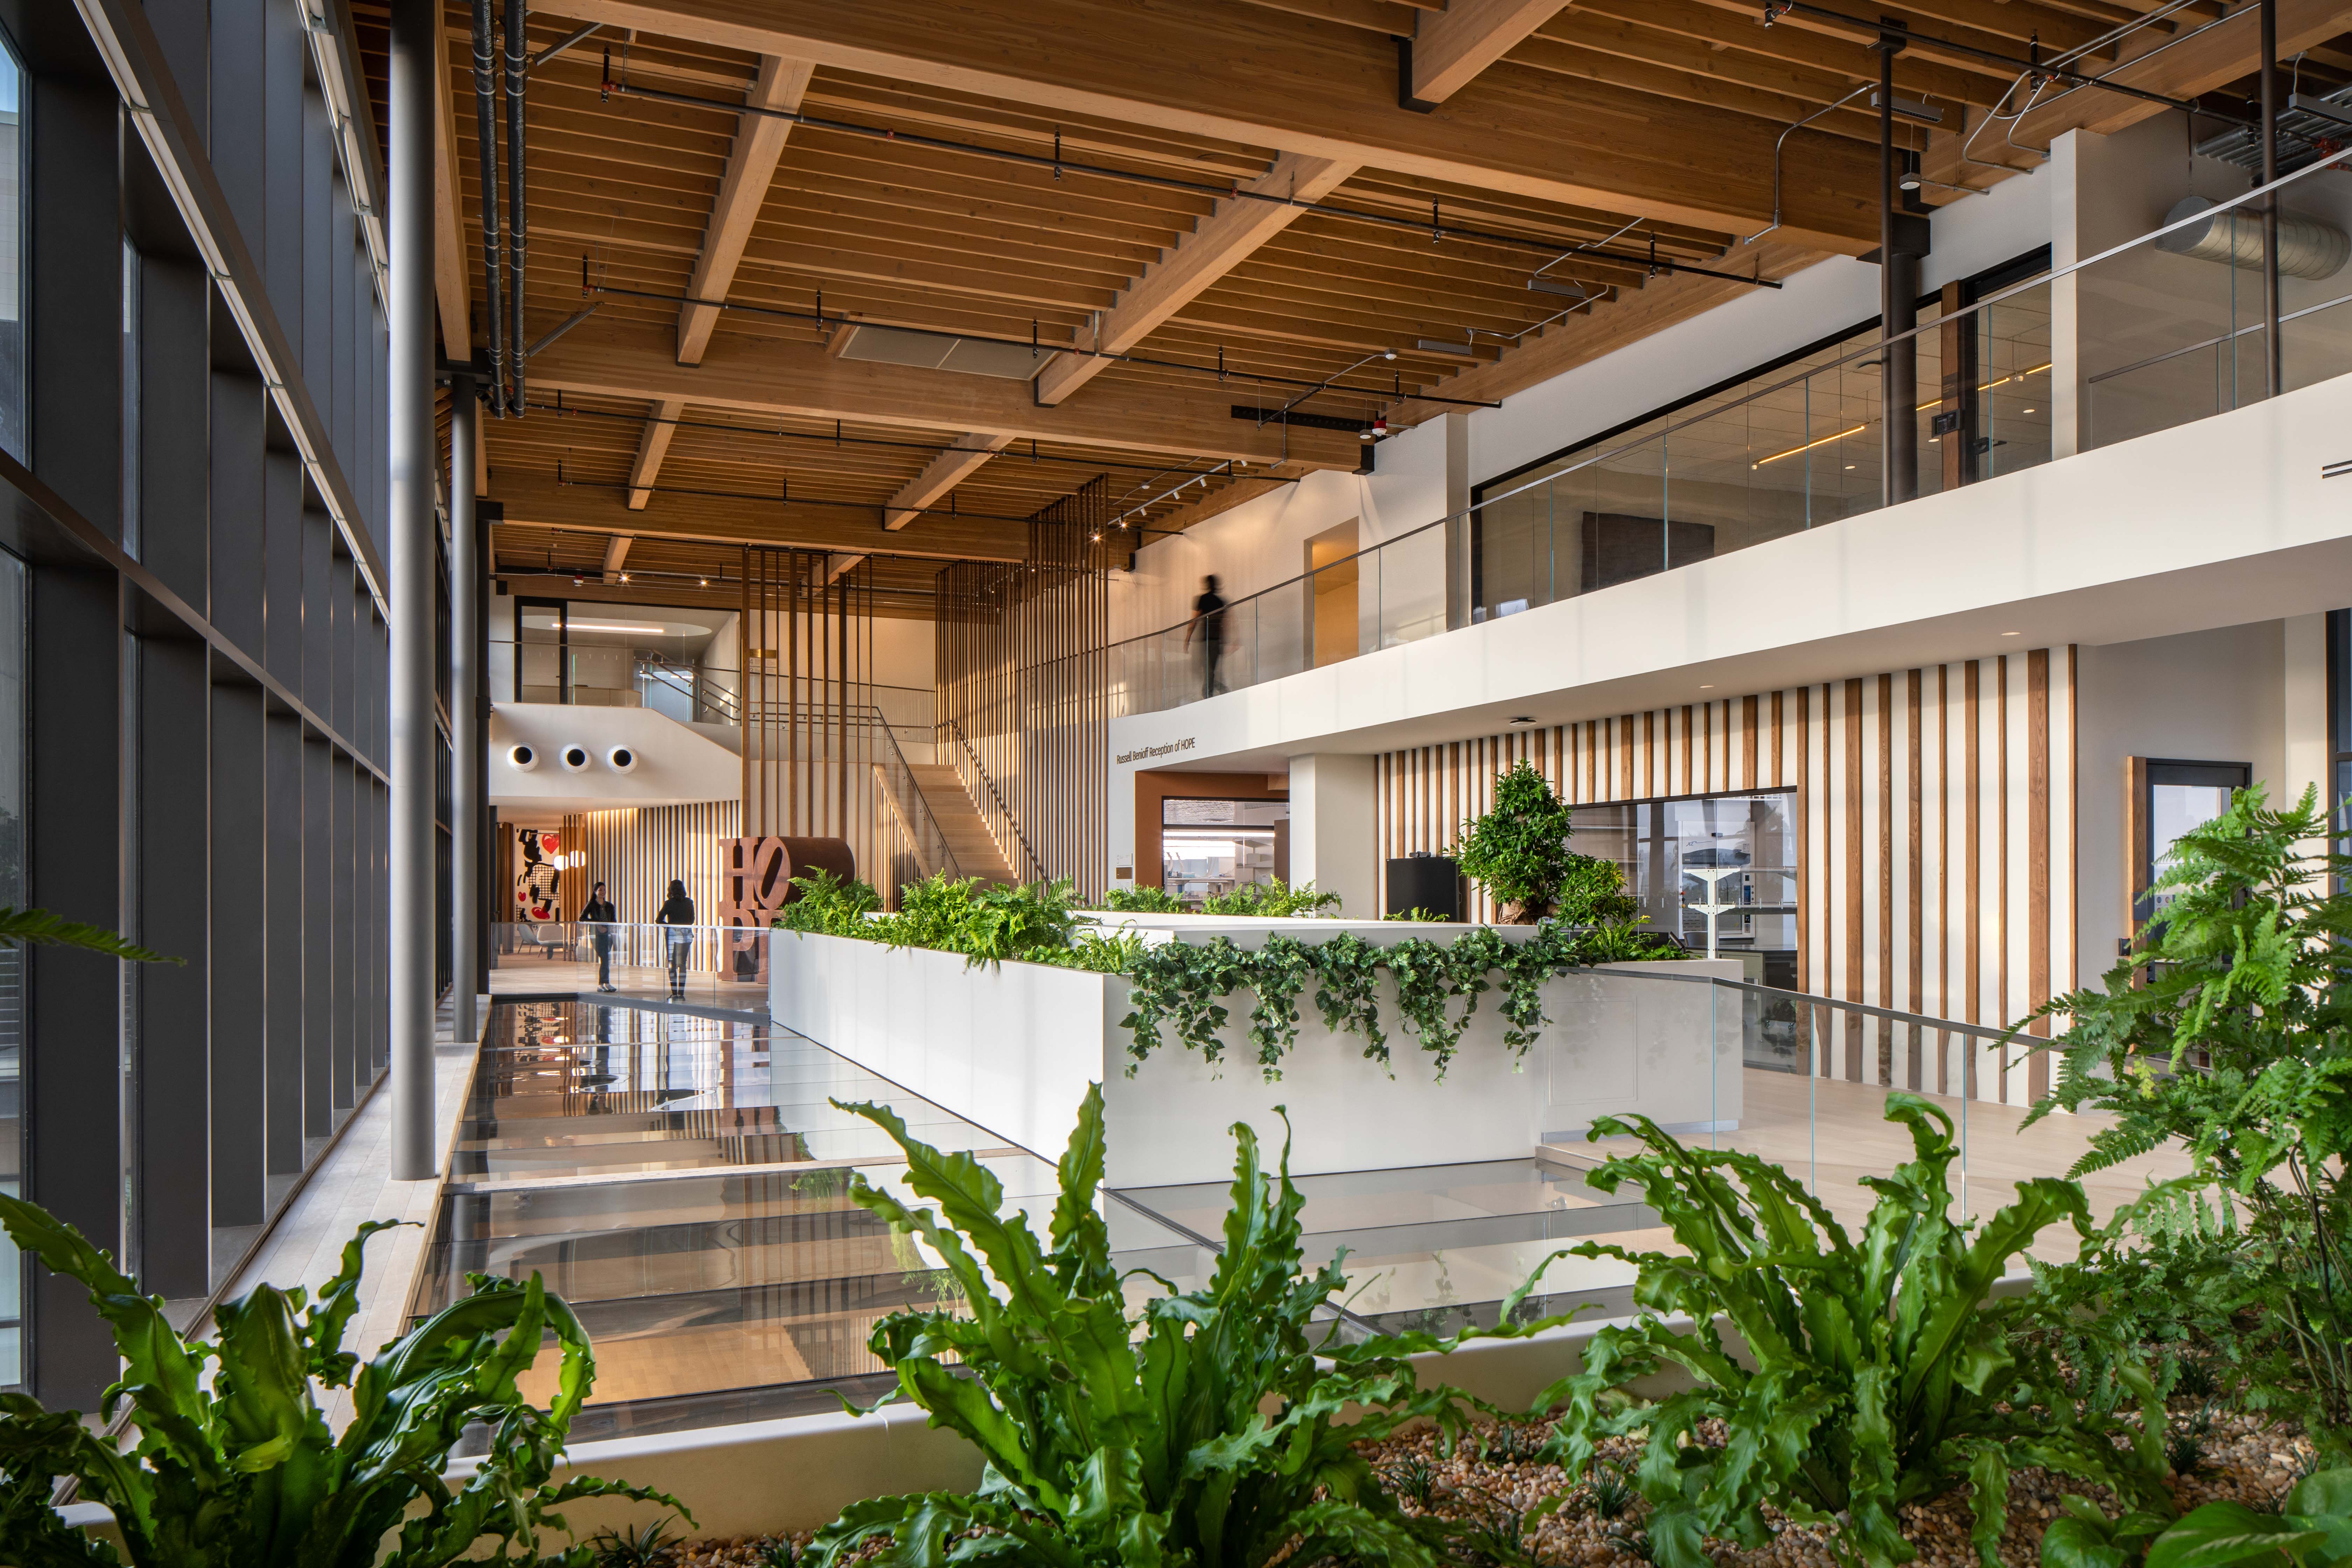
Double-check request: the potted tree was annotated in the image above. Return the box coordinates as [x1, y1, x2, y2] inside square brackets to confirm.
[1454, 761, 1627, 925]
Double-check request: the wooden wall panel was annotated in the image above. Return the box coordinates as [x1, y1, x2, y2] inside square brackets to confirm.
[1369, 646, 2079, 1105]
[562, 800, 743, 927]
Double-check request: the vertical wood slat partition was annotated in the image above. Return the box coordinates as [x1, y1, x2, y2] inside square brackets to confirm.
[1371, 647, 2077, 1106]
[739, 547, 882, 884]
[935, 478, 1116, 899]
[561, 802, 742, 925]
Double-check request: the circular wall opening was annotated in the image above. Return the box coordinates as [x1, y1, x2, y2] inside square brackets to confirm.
[607, 746, 638, 774]
[508, 743, 538, 771]
[560, 745, 592, 773]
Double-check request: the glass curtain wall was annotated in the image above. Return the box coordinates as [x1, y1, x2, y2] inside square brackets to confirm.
[1567, 789, 1799, 977]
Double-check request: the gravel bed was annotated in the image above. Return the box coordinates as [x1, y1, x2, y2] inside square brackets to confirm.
[648, 1404, 2317, 1567]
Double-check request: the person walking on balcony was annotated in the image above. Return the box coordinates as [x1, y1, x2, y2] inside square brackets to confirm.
[1184, 574, 1227, 700]
[582, 882, 618, 993]
[658, 878, 695, 999]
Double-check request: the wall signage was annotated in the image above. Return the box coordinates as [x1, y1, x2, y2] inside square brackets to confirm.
[1115, 737, 1196, 765]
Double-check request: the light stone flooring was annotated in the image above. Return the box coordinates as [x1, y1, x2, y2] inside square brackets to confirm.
[208, 994, 482, 1430]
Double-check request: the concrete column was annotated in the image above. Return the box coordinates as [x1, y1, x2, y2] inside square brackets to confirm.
[1287, 754, 1379, 918]
[387, 0, 439, 1178]
[450, 378, 480, 1044]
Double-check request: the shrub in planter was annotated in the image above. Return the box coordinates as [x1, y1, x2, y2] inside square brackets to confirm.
[1453, 761, 1582, 923]
[810, 1083, 1570, 1567]
[1539, 1094, 2170, 1568]
[2014, 784, 2352, 1448]
[0, 1202, 681, 1567]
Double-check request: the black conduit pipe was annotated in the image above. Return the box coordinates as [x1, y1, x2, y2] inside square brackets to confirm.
[503, 0, 529, 415]
[469, 0, 506, 414]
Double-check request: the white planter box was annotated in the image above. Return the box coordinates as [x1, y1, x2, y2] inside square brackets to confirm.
[770, 927, 1742, 1187]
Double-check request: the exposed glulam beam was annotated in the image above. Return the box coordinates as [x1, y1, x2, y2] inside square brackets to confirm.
[489, 471, 1032, 560]
[679, 55, 816, 364]
[551, 0, 1882, 248]
[601, 534, 634, 582]
[884, 432, 1016, 527]
[1036, 154, 1357, 405]
[626, 396, 684, 510]
[1412, 0, 1572, 104]
[528, 322, 1368, 467]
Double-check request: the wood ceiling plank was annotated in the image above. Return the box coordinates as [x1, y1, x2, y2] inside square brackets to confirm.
[547, 0, 1884, 249]
[1573, 0, 2008, 104]
[528, 321, 1368, 467]
[884, 434, 1017, 528]
[1502, 32, 1925, 144]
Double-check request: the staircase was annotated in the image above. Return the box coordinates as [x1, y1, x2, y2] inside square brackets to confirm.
[905, 764, 1018, 886]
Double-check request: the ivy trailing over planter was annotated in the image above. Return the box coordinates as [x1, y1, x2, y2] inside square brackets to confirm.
[1121, 919, 1682, 1084]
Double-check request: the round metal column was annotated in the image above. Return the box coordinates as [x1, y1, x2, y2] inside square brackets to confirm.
[388, 0, 441, 1180]
[450, 377, 481, 1046]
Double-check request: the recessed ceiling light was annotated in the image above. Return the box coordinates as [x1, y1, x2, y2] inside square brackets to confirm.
[1700, 684, 1714, 689]
[2002, 631, 2021, 637]
[2021, 407, 2036, 413]
[1844, 463, 1857, 470]
[1507, 715, 1536, 725]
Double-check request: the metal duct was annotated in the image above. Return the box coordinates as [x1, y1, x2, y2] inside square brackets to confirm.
[470, 0, 505, 412]
[503, 0, 530, 415]
[2156, 195, 2350, 281]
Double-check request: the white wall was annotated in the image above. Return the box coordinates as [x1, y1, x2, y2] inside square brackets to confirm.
[2074, 621, 2295, 977]
[490, 702, 742, 812]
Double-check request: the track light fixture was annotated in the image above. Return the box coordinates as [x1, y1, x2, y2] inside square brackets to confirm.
[1899, 174, 1982, 197]
[1527, 278, 1594, 300]
[1415, 338, 1476, 356]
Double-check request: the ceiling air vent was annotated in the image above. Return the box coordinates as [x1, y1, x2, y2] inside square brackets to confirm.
[831, 322, 1049, 380]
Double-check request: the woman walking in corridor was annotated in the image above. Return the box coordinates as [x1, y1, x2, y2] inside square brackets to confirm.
[658, 878, 695, 999]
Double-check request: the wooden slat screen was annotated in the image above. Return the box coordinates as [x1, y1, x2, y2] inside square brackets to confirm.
[935, 477, 1116, 898]
[741, 548, 884, 884]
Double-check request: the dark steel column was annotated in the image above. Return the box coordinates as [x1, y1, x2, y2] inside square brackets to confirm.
[388, 0, 439, 1177]
[1880, 28, 1920, 506]
[450, 376, 481, 1043]
[2261, 0, 2282, 399]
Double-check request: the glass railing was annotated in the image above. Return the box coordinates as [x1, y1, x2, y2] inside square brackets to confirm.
[1110, 154, 2352, 719]
[869, 705, 966, 896]
[487, 639, 934, 751]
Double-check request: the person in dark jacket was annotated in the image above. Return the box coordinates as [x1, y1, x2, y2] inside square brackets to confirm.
[582, 882, 618, 993]
[658, 878, 695, 997]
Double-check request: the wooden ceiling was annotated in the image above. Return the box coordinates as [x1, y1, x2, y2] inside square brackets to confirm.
[394, 0, 2352, 614]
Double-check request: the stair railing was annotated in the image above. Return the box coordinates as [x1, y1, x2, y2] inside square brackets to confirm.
[868, 705, 964, 894]
[941, 717, 1046, 885]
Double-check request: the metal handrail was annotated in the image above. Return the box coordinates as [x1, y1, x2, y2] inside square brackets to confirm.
[868, 704, 964, 883]
[942, 716, 1047, 883]
[635, 650, 740, 723]
[1082, 148, 2352, 675]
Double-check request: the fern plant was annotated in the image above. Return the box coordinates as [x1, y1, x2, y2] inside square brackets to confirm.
[811, 1083, 1572, 1568]
[1538, 1094, 2170, 1568]
[1099, 884, 1185, 914]
[2011, 784, 2352, 1446]
[0, 1202, 682, 1568]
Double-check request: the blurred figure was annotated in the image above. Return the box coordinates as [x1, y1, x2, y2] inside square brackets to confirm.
[582, 881, 618, 993]
[1183, 573, 1227, 699]
[658, 878, 695, 999]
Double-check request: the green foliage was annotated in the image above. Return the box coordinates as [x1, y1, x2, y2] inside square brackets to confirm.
[1197, 876, 1344, 918]
[1552, 854, 1640, 927]
[1099, 884, 1185, 914]
[774, 870, 881, 936]
[1586, 1462, 1638, 1522]
[586, 1516, 684, 1567]
[0, 1198, 683, 1568]
[1121, 917, 1682, 1083]
[811, 1083, 1574, 1568]
[2012, 784, 2352, 1443]
[1382, 907, 1451, 923]
[1537, 1095, 2170, 1568]
[1453, 762, 1580, 922]
[1035, 928, 1148, 974]
[0, 906, 182, 965]
[2043, 1470, 2352, 1568]
[2025, 1179, 2262, 1416]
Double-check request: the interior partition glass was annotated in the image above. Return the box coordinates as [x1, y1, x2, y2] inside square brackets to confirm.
[1569, 790, 1800, 1076]
[0, 32, 22, 465]
[1161, 798, 1288, 905]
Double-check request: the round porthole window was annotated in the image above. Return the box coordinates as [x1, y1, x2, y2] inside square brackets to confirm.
[560, 744, 592, 773]
[607, 746, 638, 774]
[508, 743, 538, 771]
